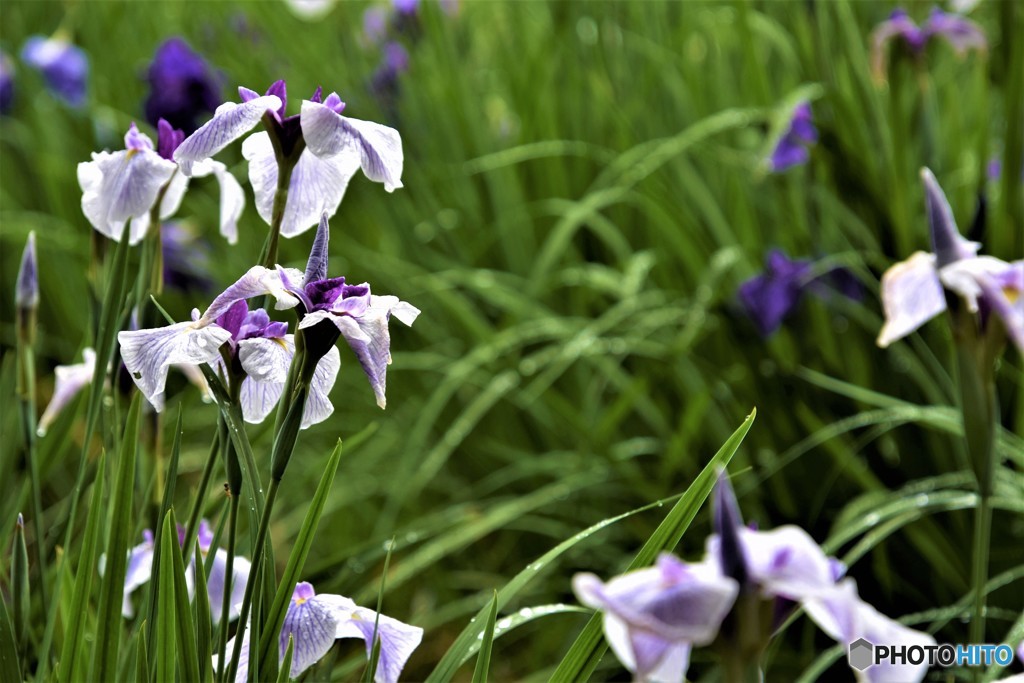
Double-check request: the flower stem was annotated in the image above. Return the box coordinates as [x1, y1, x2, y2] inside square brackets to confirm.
[16, 334, 47, 617]
[258, 160, 296, 271]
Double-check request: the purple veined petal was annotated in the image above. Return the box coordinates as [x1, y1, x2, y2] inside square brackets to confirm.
[242, 131, 361, 238]
[121, 532, 156, 618]
[189, 159, 245, 244]
[302, 345, 340, 429]
[976, 265, 1024, 353]
[922, 168, 978, 267]
[279, 583, 342, 678]
[876, 251, 946, 348]
[298, 308, 380, 408]
[239, 376, 285, 424]
[173, 94, 282, 175]
[572, 557, 739, 646]
[38, 348, 97, 437]
[601, 612, 692, 683]
[126, 168, 191, 242]
[79, 147, 177, 243]
[724, 526, 835, 601]
[238, 335, 294, 384]
[198, 265, 304, 325]
[207, 549, 251, 625]
[118, 322, 232, 411]
[938, 255, 1014, 313]
[300, 100, 404, 192]
[332, 605, 424, 683]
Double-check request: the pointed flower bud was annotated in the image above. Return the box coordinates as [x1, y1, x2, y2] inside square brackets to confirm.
[713, 471, 748, 586]
[303, 212, 330, 288]
[16, 232, 38, 310]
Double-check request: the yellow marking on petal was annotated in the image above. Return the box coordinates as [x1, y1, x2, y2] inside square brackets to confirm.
[294, 597, 308, 605]
[272, 337, 288, 349]
[1006, 288, 1020, 304]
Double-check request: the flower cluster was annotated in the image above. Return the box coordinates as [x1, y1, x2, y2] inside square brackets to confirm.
[144, 38, 222, 134]
[573, 473, 935, 682]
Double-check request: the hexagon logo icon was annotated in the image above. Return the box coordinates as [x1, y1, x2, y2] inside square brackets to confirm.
[848, 638, 874, 671]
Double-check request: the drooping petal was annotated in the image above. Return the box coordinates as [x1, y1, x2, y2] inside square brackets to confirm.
[126, 169, 191, 245]
[600, 610, 692, 683]
[573, 555, 738, 645]
[334, 606, 424, 683]
[938, 255, 1015, 312]
[190, 159, 245, 244]
[38, 348, 97, 437]
[876, 251, 946, 347]
[870, 10, 926, 78]
[79, 148, 177, 243]
[722, 526, 836, 601]
[302, 345, 340, 428]
[198, 265, 304, 325]
[923, 9, 987, 55]
[206, 549, 251, 625]
[239, 377, 286, 425]
[173, 95, 282, 175]
[242, 131, 361, 238]
[280, 583, 341, 677]
[300, 100, 404, 191]
[976, 262, 1024, 353]
[238, 336, 294, 384]
[118, 323, 232, 410]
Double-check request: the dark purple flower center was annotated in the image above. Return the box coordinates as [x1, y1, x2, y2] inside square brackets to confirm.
[215, 300, 287, 345]
[304, 277, 369, 313]
[156, 118, 186, 160]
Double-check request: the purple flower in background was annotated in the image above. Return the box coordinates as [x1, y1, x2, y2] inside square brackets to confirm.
[218, 581, 423, 683]
[79, 119, 244, 244]
[363, 7, 389, 45]
[163, 223, 214, 293]
[0, 52, 14, 114]
[21, 35, 88, 107]
[370, 42, 410, 104]
[393, 0, 419, 15]
[173, 81, 403, 237]
[871, 8, 986, 79]
[573, 556, 738, 682]
[769, 102, 817, 172]
[877, 168, 1023, 352]
[738, 250, 863, 337]
[144, 38, 222, 134]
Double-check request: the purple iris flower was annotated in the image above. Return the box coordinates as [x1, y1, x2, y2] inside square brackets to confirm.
[20, 35, 88, 107]
[363, 7, 389, 45]
[173, 80, 403, 238]
[78, 119, 243, 245]
[0, 52, 14, 114]
[117, 520, 250, 623]
[144, 38, 222, 135]
[370, 42, 410, 107]
[573, 473, 936, 683]
[218, 581, 422, 683]
[117, 255, 343, 424]
[737, 250, 861, 337]
[877, 168, 1023, 352]
[870, 8, 986, 79]
[279, 212, 420, 408]
[769, 102, 817, 172]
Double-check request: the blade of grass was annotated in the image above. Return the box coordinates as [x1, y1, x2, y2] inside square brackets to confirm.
[362, 537, 396, 683]
[549, 409, 756, 682]
[156, 511, 177, 683]
[134, 621, 148, 683]
[470, 592, 499, 683]
[193, 541, 213, 683]
[0, 593, 21, 683]
[56, 450, 106, 683]
[92, 392, 142, 682]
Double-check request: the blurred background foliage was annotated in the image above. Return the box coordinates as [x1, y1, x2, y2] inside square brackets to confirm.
[1, 0, 1022, 680]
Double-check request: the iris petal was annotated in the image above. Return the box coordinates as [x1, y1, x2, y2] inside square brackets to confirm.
[38, 348, 96, 437]
[876, 251, 946, 348]
[300, 100, 404, 192]
[174, 95, 282, 175]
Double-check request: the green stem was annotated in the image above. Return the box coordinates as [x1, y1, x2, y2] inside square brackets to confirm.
[181, 421, 224, 565]
[16, 340, 47, 615]
[257, 150, 300, 271]
[970, 494, 992, 654]
[226, 478, 280, 683]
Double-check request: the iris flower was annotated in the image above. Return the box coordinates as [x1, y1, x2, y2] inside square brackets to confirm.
[16, 232, 38, 312]
[21, 34, 88, 107]
[573, 474, 935, 683]
[219, 581, 422, 683]
[768, 102, 817, 172]
[78, 119, 243, 245]
[37, 348, 96, 437]
[173, 81, 403, 238]
[877, 169, 1023, 352]
[144, 38, 221, 134]
[117, 267, 340, 425]
[870, 8, 986, 79]
[119, 520, 250, 623]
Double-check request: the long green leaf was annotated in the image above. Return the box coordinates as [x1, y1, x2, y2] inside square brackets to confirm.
[471, 592, 499, 683]
[56, 450, 106, 683]
[0, 595, 21, 683]
[277, 637, 294, 683]
[156, 512, 177, 683]
[134, 621, 148, 683]
[147, 409, 183, 659]
[256, 440, 343, 677]
[92, 392, 142, 681]
[166, 510, 200, 683]
[549, 409, 756, 682]
[193, 541, 213, 683]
